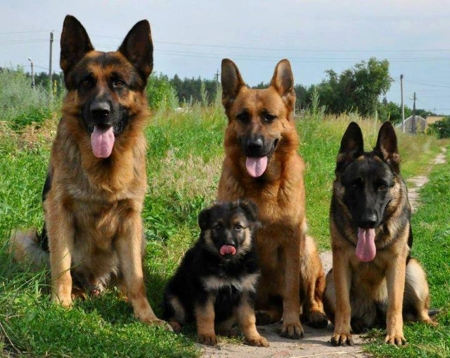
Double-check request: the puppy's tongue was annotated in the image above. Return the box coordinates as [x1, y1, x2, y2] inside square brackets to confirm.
[91, 125, 115, 158]
[246, 157, 268, 178]
[356, 228, 376, 262]
[220, 245, 237, 256]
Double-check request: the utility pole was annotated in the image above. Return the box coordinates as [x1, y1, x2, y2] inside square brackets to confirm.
[28, 58, 35, 89]
[49, 31, 54, 93]
[412, 92, 417, 134]
[400, 74, 405, 133]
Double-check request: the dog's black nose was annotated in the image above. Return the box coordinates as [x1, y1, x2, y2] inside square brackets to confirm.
[90, 101, 110, 121]
[359, 211, 377, 228]
[246, 136, 264, 154]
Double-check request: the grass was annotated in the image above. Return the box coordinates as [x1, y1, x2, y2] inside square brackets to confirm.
[0, 104, 448, 357]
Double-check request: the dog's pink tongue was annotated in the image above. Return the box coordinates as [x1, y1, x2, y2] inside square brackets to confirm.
[356, 228, 376, 262]
[220, 245, 237, 256]
[246, 157, 268, 178]
[91, 125, 115, 158]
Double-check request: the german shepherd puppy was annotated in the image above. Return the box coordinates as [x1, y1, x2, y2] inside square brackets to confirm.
[162, 200, 269, 347]
[217, 59, 328, 339]
[11, 15, 169, 328]
[324, 121, 435, 346]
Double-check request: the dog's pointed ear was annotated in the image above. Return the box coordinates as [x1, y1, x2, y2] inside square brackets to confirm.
[221, 59, 246, 109]
[270, 59, 296, 112]
[118, 20, 154, 83]
[60, 15, 94, 76]
[336, 122, 364, 173]
[374, 121, 400, 173]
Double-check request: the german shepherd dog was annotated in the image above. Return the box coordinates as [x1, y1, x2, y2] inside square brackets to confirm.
[217, 59, 328, 339]
[162, 200, 269, 347]
[11, 15, 169, 328]
[323, 121, 435, 346]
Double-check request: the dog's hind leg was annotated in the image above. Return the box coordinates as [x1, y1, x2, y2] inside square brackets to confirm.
[300, 236, 328, 329]
[404, 258, 436, 325]
[163, 295, 186, 332]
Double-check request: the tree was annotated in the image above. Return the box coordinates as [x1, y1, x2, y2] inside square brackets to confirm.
[146, 73, 178, 110]
[314, 58, 393, 117]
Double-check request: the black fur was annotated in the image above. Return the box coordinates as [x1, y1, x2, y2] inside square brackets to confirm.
[162, 200, 260, 328]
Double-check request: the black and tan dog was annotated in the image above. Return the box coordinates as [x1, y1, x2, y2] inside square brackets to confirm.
[217, 59, 328, 339]
[324, 121, 435, 346]
[162, 200, 269, 347]
[11, 15, 169, 328]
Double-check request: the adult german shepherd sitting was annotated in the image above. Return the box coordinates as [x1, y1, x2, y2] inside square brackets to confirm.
[324, 121, 435, 346]
[11, 15, 169, 328]
[217, 59, 328, 339]
[162, 200, 269, 347]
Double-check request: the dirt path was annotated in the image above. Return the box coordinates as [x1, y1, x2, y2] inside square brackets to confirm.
[199, 148, 447, 358]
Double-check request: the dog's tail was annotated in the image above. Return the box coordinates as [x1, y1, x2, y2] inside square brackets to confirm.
[9, 230, 49, 268]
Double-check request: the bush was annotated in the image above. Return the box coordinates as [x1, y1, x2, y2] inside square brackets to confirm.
[429, 117, 450, 138]
[0, 67, 58, 129]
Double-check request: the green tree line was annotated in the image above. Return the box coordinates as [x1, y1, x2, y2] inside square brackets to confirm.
[1, 58, 447, 131]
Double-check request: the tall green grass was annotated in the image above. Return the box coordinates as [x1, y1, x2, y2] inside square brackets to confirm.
[0, 102, 448, 356]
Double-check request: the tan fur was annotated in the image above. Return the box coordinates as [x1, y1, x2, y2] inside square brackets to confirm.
[195, 294, 218, 346]
[11, 15, 169, 330]
[324, 122, 435, 347]
[217, 58, 327, 339]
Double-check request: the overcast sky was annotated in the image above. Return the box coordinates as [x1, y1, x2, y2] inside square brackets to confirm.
[2, 0, 450, 114]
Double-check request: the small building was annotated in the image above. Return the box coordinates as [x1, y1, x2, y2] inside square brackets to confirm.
[397, 115, 426, 134]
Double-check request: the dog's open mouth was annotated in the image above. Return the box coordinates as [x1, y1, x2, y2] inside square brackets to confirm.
[90, 125, 115, 159]
[355, 228, 376, 262]
[220, 245, 237, 256]
[87, 122, 126, 159]
[245, 139, 279, 178]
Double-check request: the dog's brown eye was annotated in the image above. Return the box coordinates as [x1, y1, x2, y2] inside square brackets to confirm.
[236, 112, 250, 123]
[234, 224, 243, 231]
[378, 184, 388, 191]
[213, 223, 223, 230]
[81, 79, 92, 88]
[113, 79, 126, 88]
[264, 114, 276, 123]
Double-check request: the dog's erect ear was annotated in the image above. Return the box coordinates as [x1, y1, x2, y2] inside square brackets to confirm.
[374, 121, 400, 173]
[198, 207, 212, 231]
[60, 15, 94, 76]
[270, 59, 296, 112]
[118, 20, 154, 83]
[336, 122, 364, 173]
[221, 58, 246, 109]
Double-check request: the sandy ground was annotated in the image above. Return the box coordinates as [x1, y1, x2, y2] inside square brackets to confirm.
[198, 148, 447, 358]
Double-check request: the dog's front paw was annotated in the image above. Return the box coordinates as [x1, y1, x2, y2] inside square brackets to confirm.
[52, 294, 73, 308]
[246, 335, 269, 347]
[198, 333, 218, 346]
[148, 319, 174, 332]
[280, 321, 304, 339]
[385, 333, 406, 345]
[331, 332, 354, 346]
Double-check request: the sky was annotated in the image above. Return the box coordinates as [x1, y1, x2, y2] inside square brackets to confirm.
[2, 0, 450, 115]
